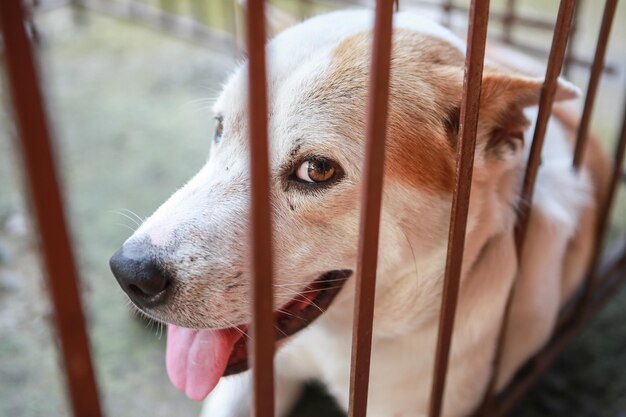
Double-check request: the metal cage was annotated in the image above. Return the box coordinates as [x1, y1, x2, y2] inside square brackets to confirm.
[0, 0, 624, 417]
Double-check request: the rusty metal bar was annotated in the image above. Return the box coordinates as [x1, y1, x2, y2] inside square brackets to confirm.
[78, 0, 235, 54]
[480, 0, 578, 411]
[572, 0, 618, 169]
[347, 1, 395, 416]
[487, 237, 626, 417]
[0, 2, 103, 417]
[515, 0, 577, 260]
[418, 0, 554, 30]
[502, 0, 516, 44]
[506, 39, 617, 76]
[246, 1, 275, 417]
[577, 88, 626, 314]
[411, 0, 614, 74]
[428, 2, 490, 417]
[483, 104, 626, 415]
[442, 0, 454, 27]
[562, 0, 581, 77]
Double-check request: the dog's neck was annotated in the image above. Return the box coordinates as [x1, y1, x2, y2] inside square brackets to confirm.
[364, 161, 522, 337]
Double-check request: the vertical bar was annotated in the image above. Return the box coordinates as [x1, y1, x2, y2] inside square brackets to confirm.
[428, 2, 490, 417]
[481, 0, 578, 409]
[246, 1, 275, 417]
[189, 0, 209, 38]
[298, 0, 310, 21]
[514, 0, 577, 252]
[563, 1, 581, 77]
[159, 0, 174, 28]
[347, 2, 395, 417]
[440, 0, 454, 28]
[572, 0, 618, 169]
[0, 2, 103, 417]
[502, 0, 516, 44]
[24, 0, 41, 44]
[578, 90, 626, 312]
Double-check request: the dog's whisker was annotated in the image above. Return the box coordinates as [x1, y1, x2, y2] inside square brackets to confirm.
[276, 288, 325, 313]
[277, 308, 307, 322]
[272, 277, 349, 287]
[274, 325, 288, 338]
[401, 228, 419, 282]
[120, 208, 145, 224]
[275, 285, 345, 297]
[111, 209, 142, 228]
[113, 222, 138, 233]
[221, 318, 252, 341]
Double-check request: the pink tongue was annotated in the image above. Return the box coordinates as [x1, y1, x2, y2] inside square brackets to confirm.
[166, 325, 241, 401]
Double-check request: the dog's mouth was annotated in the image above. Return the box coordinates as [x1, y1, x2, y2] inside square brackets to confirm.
[165, 269, 352, 401]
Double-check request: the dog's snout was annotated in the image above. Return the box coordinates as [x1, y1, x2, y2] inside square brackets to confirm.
[109, 244, 171, 308]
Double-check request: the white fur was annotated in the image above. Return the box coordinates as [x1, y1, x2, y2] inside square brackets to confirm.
[120, 10, 596, 417]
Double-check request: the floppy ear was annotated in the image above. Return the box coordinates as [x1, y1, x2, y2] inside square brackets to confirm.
[475, 71, 580, 162]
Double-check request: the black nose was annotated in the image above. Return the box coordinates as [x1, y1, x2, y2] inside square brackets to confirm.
[109, 243, 171, 308]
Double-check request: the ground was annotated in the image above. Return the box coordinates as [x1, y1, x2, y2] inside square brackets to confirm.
[0, 4, 625, 417]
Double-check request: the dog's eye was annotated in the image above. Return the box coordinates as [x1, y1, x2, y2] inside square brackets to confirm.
[295, 158, 336, 183]
[214, 116, 224, 144]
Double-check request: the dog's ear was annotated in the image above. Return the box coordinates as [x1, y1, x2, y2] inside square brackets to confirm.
[445, 71, 580, 164]
[478, 72, 580, 162]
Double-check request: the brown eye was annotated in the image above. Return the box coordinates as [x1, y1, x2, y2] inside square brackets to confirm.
[214, 116, 224, 144]
[296, 158, 336, 183]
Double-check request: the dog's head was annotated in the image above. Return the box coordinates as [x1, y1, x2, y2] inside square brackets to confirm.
[109, 10, 578, 401]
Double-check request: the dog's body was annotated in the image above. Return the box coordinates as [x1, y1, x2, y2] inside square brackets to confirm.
[110, 10, 610, 417]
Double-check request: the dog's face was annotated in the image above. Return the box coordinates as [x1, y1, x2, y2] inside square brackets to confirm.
[110, 9, 578, 400]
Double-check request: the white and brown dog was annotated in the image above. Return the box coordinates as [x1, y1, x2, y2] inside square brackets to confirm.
[110, 9, 610, 417]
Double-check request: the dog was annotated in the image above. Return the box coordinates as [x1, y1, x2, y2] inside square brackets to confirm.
[109, 9, 610, 417]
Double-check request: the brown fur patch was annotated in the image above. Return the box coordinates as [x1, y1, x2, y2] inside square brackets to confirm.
[307, 30, 467, 194]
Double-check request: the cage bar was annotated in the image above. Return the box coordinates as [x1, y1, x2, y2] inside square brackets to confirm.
[427, 2, 490, 417]
[347, 1, 395, 416]
[2, 2, 626, 417]
[245, 1, 275, 417]
[489, 233, 626, 417]
[572, 0, 618, 169]
[0, 1, 103, 417]
[577, 88, 626, 314]
[502, 0, 516, 43]
[481, 0, 578, 409]
[562, 1, 581, 77]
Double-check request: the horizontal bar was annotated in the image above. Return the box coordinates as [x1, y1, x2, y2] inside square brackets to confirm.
[414, 0, 554, 31]
[246, 1, 275, 417]
[50, 0, 236, 54]
[480, 0, 578, 411]
[25, 0, 616, 75]
[502, 39, 618, 76]
[347, 1, 395, 416]
[572, 0, 618, 168]
[0, 1, 103, 417]
[428, 1, 491, 417]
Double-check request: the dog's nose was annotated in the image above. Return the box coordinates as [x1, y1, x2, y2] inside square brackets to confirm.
[109, 243, 171, 308]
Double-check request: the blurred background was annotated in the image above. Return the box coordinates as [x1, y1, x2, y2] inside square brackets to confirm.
[0, 1, 625, 416]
